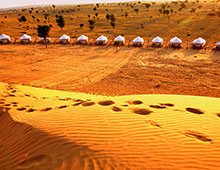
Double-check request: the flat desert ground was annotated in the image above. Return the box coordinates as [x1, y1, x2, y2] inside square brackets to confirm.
[0, 44, 220, 97]
[0, 44, 220, 170]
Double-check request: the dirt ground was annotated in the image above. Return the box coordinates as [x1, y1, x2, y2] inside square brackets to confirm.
[0, 44, 220, 97]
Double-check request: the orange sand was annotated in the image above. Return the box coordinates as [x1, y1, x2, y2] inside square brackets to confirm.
[0, 45, 220, 97]
[1, 82, 220, 170]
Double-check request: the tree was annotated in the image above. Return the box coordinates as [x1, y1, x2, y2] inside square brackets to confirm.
[37, 19, 40, 22]
[52, 4, 56, 8]
[37, 25, 51, 47]
[89, 25, 94, 31]
[134, 9, 139, 13]
[125, 12, 128, 18]
[109, 14, 116, 21]
[95, 13, 98, 17]
[56, 15, 65, 30]
[110, 20, 116, 29]
[106, 14, 110, 20]
[80, 23, 84, 28]
[93, 7, 97, 11]
[198, 5, 202, 9]
[18, 16, 27, 23]
[88, 19, 96, 31]
[190, 8, 197, 13]
[145, 3, 151, 9]
[88, 14, 90, 18]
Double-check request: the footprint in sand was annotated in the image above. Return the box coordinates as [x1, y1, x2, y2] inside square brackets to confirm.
[133, 108, 152, 115]
[121, 104, 129, 107]
[40, 107, 52, 112]
[3, 104, 11, 107]
[16, 155, 52, 169]
[112, 106, 122, 112]
[186, 107, 204, 114]
[0, 101, 5, 104]
[73, 102, 84, 106]
[82, 101, 95, 107]
[11, 90, 16, 93]
[127, 100, 143, 105]
[8, 94, 16, 97]
[149, 105, 166, 109]
[160, 103, 174, 107]
[98, 100, 115, 106]
[184, 130, 212, 143]
[27, 108, 35, 112]
[11, 102, 18, 104]
[57, 105, 68, 109]
[17, 107, 26, 111]
[216, 114, 220, 118]
[13, 104, 18, 107]
[145, 120, 162, 128]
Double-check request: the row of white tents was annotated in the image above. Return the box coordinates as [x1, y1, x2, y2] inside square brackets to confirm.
[0, 33, 218, 48]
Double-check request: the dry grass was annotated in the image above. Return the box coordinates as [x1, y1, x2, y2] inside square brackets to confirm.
[0, 0, 220, 43]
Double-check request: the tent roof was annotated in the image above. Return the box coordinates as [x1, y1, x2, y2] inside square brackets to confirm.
[59, 34, 70, 40]
[39, 37, 50, 40]
[20, 34, 31, 40]
[77, 35, 88, 41]
[133, 36, 144, 43]
[152, 36, 163, 43]
[0, 33, 10, 40]
[216, 42, 220, 45]
[114, 35, 125, 42]
[170, 36, 182, 43]
[192, 37, 206, 44]
[96, 35, 108, 41]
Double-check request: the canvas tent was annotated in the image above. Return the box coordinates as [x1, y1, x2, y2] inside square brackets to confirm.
[96, 35, 108, 45]
[192, 37, 206, 48]
[152, 36, 163, 47]
[0, 34, 11, 44]
[133, 36, 144, 47]
[216, 42, 220, 48]
[59, 34, 70, 43]
[77, 35, 89, 45]
[39, 37, 51, 43]
[114, 35, 125, 46]
[170, 36, 182, 48]
[20, 34, 31, 44]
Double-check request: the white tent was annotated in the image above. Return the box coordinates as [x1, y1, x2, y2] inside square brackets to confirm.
[216, 42, 220, 47]
[170, 36, 182, 44]
[59, 34, 70, 42]
[170, 36, 182, 47]
[0, 34, 10, 43]
[77, 35, 88, 44]
[39, 37, 50, 41]
[114, 35, 125, 45]
[192, 37, 206, 47]
[152, 36, 163, 45]
[39, 37, 51, 43]
[133, 36, 144, 46]
[77, 35, 88, 41]
[133, 36, 144, 43]
[20, 34, 31, 43]
[96, 35, 108, 44]
[20, 34, 31, 40]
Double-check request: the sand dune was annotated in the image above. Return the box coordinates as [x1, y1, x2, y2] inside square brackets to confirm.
[1, 82, 220, 170]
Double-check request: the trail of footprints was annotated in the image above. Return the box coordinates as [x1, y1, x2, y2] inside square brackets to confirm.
[0, 85, 218, 144]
